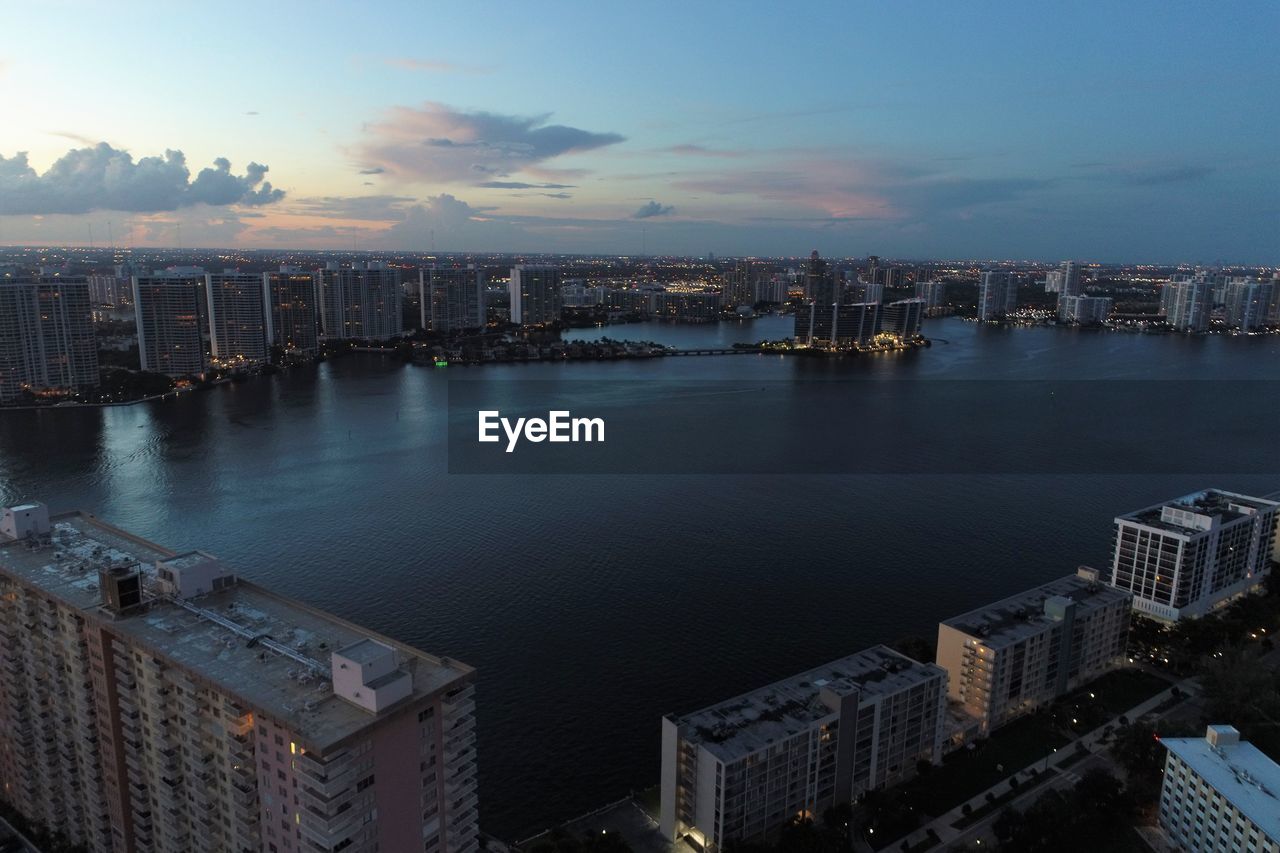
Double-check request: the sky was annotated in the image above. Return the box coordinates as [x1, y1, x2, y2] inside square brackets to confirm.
[1, 0, 1277, 262]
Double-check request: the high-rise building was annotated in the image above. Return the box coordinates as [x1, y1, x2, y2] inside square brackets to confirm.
[264, 267, 319, 355]
[1164, 277, 1213, 332]
[0, 276, 99, 403]
[805, 251, 837, 307]
[421, 266, 486, 333]
[721, 262, 755, 309]
[133, 271, 208, 376]
[1054, 262, 1082, 319]
[1059, 295, 1113, 325]
[318, 262, 403, 341]
[508, 265, 562, 326]
[1108, 489, 1279, 621]
[0, 502, 479, 853]
[88, 273, 131, 307]
[795, 301, 881, 349]
[1223, 278, 1275, 332]
[1158, 726, 1279, 852]
[846, 280, 883, 305]
[659, 646, 945, 850]
[880, 298, 925, 341]
[977, 271, 1017, 321]
[936, 567, 1131, 735]
[914, 280, 946, 313]
[205, 271, 270, 365]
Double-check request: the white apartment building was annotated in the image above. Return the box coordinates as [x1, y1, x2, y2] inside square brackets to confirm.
[205, 271, 270, 365]
[1059, 294, 1113, 324]
[0, 503, 478, 853]
[1108, 490, 1279, 621]
[265, 268, 320, 355]
[1223, 278, 1276, 332]
[0, 276, 99, 402]
[936, 567, 1131, 735]
[977, 271, 1016, 321]
[659, 646, 945, 850]
[1164, 277, 1213, 332]
[508, 265, 563, 326]
[1159, 726, 1279, 853]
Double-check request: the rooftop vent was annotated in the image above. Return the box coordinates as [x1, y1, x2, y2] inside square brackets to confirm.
[331, 639, 412, 713]
[2, 502, 51, 541]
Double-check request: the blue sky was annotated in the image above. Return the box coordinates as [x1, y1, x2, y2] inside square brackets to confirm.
[1, 0, 1277, 261]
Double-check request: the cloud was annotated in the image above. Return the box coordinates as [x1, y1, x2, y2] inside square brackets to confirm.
[0, 143, 284, 214]
[476, 180, 576, 190]
[664, 144, 745, 158]
[386, 57, 494, 74]
[357, 102, 624, 183]
[540, 192, 572, 199]
[633, 200, 674, 219]
[358, 166, 385, 175]
[245, 110, 259, 116]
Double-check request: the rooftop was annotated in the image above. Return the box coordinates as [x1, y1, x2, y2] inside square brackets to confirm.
[942, 570, 1130, 648]
[0, 511, 472, 752]
[668, 645, 944, 761]
[1163, 729, 1280, 841]
[1119, 489, 1279, 534]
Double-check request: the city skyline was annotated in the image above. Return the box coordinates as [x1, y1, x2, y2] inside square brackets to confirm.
[1, 1, 1278, 262]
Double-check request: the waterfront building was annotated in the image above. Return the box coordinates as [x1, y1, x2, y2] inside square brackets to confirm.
[915, 280, 946, 314]
[1051, 261, 1083, 319]
[318, 262, 403, 341]
[421, 266, 487, 333]
[1108, 490, 1279, 621]
[265, 267, 319, 355]
[88, 273, 131, 307]
[1223, 278, 1275, 332]
[1158, 726, 1279, 852]
[0, 276, 99, 403]
[977, 271, 1017, 321]
[0, 502, 478, 853]
[205, 271, 270, 365]
[132, 271, 208, 377]
[1059, 294, 1113, 325]
[601, 288, 652, 315]
[805, 250, 837, 307]
[508, 265, 563, 326]
[880, 298, 925, 342]
[795, 301, 881, 349]
[1164, 277, 1213, 332]
[936, 567, 1131, 735]
[651, 291, 722, 323]
[659, 646, 945, 850]
[722, 262, 755, 309]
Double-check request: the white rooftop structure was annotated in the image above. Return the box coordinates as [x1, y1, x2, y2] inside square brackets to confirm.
[1161, 725, 1280, 846]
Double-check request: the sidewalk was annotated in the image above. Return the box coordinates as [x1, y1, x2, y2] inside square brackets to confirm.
[883, 674, 1199, 851]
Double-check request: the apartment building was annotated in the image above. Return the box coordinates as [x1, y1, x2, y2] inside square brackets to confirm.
[0, 276, 99, 403]
[936, 567, 1131, 735]
[1158, 726, 1279, 853]
[659, 646, 945, 850]
[977, 271, 1016, 321]
[133, 271, 208, 376]
[1058, 295, 1113, 325]
[421, 266, 486, 334]
[1108, 489, 1279, 621]
[0, 503, 477, 853]
[265, 268, 320, 355]
[318, 262, 403, 342]
[508, 265, 562, 326]
[205, 271, 270, 365]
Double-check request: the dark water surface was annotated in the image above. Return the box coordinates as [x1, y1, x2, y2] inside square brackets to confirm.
[1, 317, 1277, 838]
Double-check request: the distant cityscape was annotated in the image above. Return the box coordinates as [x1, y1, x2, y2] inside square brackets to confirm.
[1, 247, 1278, 407]
[2, 487, 1277, 852]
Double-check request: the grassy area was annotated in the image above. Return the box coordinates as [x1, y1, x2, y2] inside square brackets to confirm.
[897, 714, 1070, 817]
[1051, 668, 1171, 735]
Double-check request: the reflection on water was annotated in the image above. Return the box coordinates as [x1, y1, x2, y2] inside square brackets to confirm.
[0, 317, 1277, 838]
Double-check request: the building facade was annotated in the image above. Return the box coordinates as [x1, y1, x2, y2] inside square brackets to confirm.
[1164, 277, 1213, 332]
[1108, 490, 1279, 621]
[265, 268, 320, 355]
[1059, 295, 1113, 325]
[205, 272, 270, 365]
[651, 291, 721, 323]
[1158, 726, 1279, 853]
[936, 568, 1131, 735]
[0, 276, 99, 403]
[421, 266, 487, 334]
[508, 265, 563, 326]
[1223, 278, 1276, 332]
[0, 503, 478, 853]
[659, 646, 945, 850]
[133, 272, 209, 377]
[318, 262, 403, 341]
[977, 271, 1017, 322]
